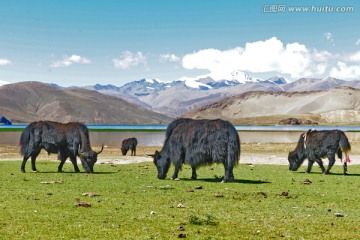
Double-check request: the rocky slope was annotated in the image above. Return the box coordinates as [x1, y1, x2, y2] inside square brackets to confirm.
[0, 81, 173, 124]
[182, 87, 360, 125]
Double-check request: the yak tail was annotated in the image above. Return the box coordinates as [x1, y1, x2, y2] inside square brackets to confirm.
[339, 132, 351, 163]
[19, 125, 31, 156]
[339, 132, 351, 154]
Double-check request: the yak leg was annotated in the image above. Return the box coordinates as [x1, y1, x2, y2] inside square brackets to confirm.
[222, 168, 233, 183]
[69, 155, 80, 173]
[313, 157, 326, 174]
[343, 162, 348, 175]
[171, 162, 182, 180]
[21, 149, 40, 173]
[222, 160, 235, 183]
[21, 150, 40, 172]
[21, 156, 29, 173]
[30, 154, 39, 172]
[21, 154, 33, 173]
[57, 151, 67, 172]
[305, 160, 315, 173]
[338, 150, 348, 175]
[324, 154, 336, 174]
[57, 158, 66, 172]
[191, 166, 197, 180]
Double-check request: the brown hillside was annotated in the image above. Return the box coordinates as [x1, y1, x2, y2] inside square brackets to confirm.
[0, 81, 173, 124]
[182, 87, 360, 125]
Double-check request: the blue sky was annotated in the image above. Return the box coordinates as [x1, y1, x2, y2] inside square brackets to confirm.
[0, 0, 360, 86]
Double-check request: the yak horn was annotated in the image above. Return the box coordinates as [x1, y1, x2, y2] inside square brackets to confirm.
[96, 144, 104, 155]
[144, 150, 155, 157]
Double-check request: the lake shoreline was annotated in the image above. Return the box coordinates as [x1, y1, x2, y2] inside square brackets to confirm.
[2, 142, 359, 167]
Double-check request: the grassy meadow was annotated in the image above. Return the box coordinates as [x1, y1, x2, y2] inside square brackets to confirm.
[1, 160, 360, 239]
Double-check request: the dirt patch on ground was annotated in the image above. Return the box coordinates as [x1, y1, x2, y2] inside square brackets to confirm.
[1, 142, 359, 165]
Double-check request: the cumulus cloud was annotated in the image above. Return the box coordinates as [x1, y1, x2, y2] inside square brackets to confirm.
[324, 32, 335, 46]
[113, 51, 147, 69]
[51, 55, 91, 68]
[182, 37, 329, 80]
[0, 58, 11, 66]
[347, 51, 360, 62]
[330, 62, 360, 80]
[159, 53, 180, 63]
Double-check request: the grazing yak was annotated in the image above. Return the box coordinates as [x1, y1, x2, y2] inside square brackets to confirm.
[20, 121, 103, 173]
[149, 118, 241, 182]
[288, 129, 351, 175]
[121, 137, 138, 156]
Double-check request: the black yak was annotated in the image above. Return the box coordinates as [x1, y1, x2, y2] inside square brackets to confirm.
[121, 137, 138, 156]
[288, 129, 351, 175]
[149, 118, 241, 182]
[20, 121, 103, 173]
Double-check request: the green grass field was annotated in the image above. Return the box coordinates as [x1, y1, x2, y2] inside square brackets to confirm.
[1, 160, 359, 239]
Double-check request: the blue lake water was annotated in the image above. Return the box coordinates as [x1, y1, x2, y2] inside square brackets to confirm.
[1, 124, 359, 146]
[2, 124, 359, 132]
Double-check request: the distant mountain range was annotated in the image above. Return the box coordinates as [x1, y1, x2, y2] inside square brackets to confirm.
[0, 81, 172, 124]
[182, 86, 360, 125]
[85, 75, 360, 117]
[0, 74, 359, 125]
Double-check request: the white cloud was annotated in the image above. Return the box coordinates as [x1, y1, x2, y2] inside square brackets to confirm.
[324, 32, 335, 46]
[182, 37, 329, 80]
[330, 61, 360, 79]
[347, 51, 360, 62]
[51, 55, 91, 68]
[159, 53, 180, 63]
[113, 51, 147, 69]
[355, 39, 360, 46]
[0, 58, 11, 66]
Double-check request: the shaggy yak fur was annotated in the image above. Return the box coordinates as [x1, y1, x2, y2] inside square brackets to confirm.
[20, 121, 103, 173]
[121, 137, 138, 156]
[288, 129, 351, 175]
[149, 118, 241, 182]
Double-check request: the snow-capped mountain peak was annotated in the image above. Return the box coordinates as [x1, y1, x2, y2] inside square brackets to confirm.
[265, 76, 289, 84]
[182, 79, 213, 90]
[0, 80, 9, 86]
[230, 70, 263, 83]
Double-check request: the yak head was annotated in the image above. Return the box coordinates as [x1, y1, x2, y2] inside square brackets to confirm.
[288, 150, 304, 171]
[148, 150, 171, 179]
[78, 144, 104, 173]
[121, 146, 128, 156]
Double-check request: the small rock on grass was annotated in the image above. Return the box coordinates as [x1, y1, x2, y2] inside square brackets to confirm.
[75, 201, 91, 207]
[82, 192, 100, 197]
[303, 179, 312, 184]
[177, 203, 185, 208]
[334, 212, 346, 217]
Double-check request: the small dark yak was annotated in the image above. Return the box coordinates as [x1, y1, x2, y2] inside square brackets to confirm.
[149, 118, 241, 182]
[288, 129, 351, 175]
[20, 121, 103, 173]
[121, 137, 138, 156]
